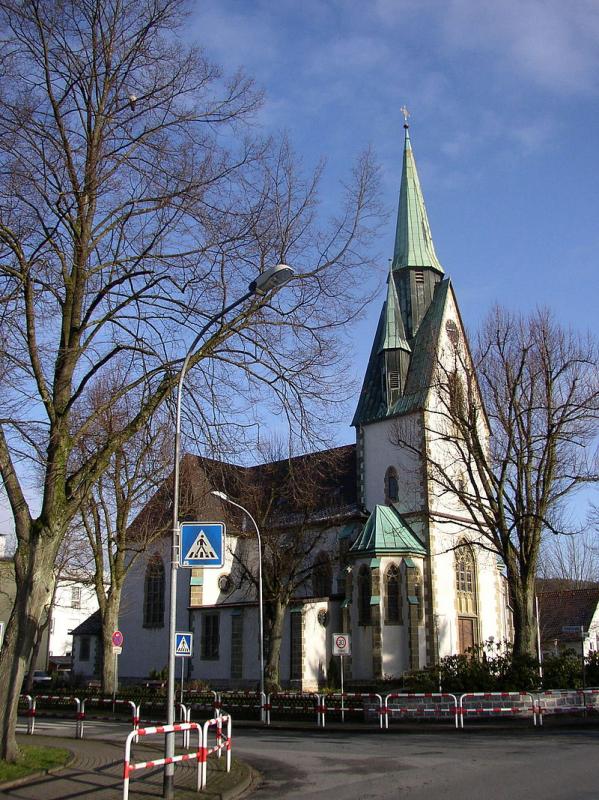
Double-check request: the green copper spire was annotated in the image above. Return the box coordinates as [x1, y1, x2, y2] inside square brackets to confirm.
[379, 273, 410, 353]
[392, 125, 444, 273]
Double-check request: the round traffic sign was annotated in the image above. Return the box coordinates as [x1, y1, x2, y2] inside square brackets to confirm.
[335, 635, 347, 650]
[112, 630, 124, 648]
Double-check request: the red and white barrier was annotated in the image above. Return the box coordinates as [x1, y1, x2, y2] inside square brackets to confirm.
[218, 690, 263, 721]
[33, 695, 83, 738]
[19, 695, 35, 735]
[79, 698, 140, 737]
[122, 716, 232, 800]
[458, 692, 536, 728]
[200, 715, 232, 787]
[319, 693, 385, 728]
[384, 693, 459, 729]
[535, 689, 599, 724]
[264, 693, 320, 726]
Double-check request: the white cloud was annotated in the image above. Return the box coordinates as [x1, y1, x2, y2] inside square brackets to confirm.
[441, 0, 599, 94]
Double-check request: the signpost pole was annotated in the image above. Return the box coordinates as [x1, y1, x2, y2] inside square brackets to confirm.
[340, 654, 345, 722]
[113, 651, 118, 711]
[180, 657, 184, 705]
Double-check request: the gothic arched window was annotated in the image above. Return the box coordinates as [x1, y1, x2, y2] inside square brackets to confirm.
[312, 551, 332, 597]
[143, 555, 165, 628]
[358, 565, 372, 625]
[455, 543, 478, 652]
[385, 466, 399, 504]
[385, 563, 402, 624]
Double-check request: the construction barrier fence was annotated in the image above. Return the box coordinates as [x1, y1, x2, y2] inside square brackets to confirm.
[122, 715, 232, 800]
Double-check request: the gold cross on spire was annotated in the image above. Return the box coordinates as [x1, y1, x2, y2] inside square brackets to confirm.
[400, 104, 410, 128]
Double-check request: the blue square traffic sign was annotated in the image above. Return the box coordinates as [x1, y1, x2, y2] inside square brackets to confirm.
[179, 521, 225, 568]
[175, 632, 193, 657]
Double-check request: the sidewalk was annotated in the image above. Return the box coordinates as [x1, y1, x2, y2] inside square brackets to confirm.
[0, 735, 256, 800]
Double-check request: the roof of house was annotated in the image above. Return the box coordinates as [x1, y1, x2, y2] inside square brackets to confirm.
[538, 588, 599, 642]
[71, 609, 102, 637]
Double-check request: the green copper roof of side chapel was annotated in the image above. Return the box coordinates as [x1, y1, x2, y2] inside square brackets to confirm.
[392, 127, 444, 273]
[350, 504, 426, 556]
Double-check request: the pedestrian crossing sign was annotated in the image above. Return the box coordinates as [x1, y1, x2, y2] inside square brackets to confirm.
[179, 521, 225, 568]
[175, 632, 193, 657]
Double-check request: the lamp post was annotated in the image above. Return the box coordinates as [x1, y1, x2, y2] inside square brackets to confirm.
[163, 264, 293, 798]
[211, 491, 265, 721]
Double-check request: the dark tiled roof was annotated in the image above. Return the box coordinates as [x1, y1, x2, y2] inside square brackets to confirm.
[129, 444, 360, 539]
[538, 588, 599, 642]
[71, 609, 102, 636]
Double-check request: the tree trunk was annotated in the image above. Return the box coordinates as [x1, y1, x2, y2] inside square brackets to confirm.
[264, 599, 286, 694]
[509, 573, 538, 659]
[0, 538, 57, 761]
[100, 591, 122, 695]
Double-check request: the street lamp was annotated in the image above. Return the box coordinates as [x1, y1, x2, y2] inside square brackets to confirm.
[164, 263, 293, 798]
[211, 491, 265, 721]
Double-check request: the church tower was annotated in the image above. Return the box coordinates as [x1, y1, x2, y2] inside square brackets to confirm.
[349, 118, 509, 680]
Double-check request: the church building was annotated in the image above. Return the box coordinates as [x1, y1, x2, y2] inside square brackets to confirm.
[111, 124, 511, 690]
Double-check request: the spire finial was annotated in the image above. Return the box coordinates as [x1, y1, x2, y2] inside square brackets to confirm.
[400, 104, 410, 129]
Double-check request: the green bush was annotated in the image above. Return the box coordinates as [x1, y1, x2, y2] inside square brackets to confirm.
[541, 650, 584, 689]
[401, 639, 539, 693]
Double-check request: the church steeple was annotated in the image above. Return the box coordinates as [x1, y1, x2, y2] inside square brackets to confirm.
[352, 116, 448, 429]
[392, 122, 443, 273]
[392, 116, 444, 340]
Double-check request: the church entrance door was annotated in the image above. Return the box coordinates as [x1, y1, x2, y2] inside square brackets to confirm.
[458, 616, 476, 653]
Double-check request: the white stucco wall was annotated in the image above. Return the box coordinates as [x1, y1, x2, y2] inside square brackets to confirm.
[50, 581, 98, 657]
[118, 537, 189, 678]
[362, 415, 423, 515]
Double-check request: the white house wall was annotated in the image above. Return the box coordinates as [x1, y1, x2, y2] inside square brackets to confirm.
[49, 582, 98, 657]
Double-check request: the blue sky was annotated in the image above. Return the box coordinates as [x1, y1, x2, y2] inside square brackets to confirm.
[191, 0, 599, 449]
[2, 0, 598, 536]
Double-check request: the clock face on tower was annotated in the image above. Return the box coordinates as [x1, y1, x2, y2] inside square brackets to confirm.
[445, 319, 460, 347]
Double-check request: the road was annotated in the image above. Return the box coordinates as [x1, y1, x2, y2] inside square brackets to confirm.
[17, 719, 599, 799]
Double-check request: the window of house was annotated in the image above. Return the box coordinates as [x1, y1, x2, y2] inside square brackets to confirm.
[79, 636, 90, 661]
[358, 565, 372, 625]
[201, 613, 219, 660]
[71, 587, 81, 609]
[385, 466, 399, 504]
[385, 563, 402, 624]
[143, 555, 165, 628]
[312, 552, 332, 597]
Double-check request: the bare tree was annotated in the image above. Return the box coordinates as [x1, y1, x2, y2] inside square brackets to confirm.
[215, 442, 356, 692]
[76, 377, 174, 694]
[0, 0, 380, 759]
[538, 527, 599, 589]
[392, 307, 599, 657]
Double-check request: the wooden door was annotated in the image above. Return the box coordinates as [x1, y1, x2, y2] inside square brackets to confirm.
[458, 617, 476, 653]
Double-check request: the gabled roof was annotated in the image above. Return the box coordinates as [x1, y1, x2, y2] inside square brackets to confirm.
[538, 588, 599, 642]
[71, 609, 102, 636]
[392, 127, 444, 274]
[129, 444, 361, 540]
[349, 504, 426, 557]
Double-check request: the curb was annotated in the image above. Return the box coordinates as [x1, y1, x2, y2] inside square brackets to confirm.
[220, 762, 261, 800]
